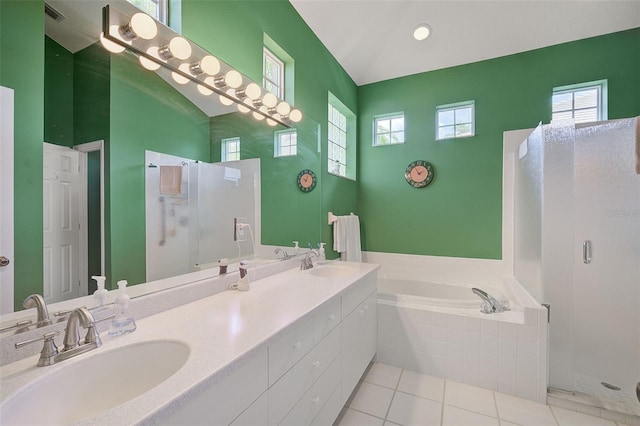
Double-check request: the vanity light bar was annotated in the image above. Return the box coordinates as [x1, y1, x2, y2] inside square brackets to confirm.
[100, 5, 301, 127]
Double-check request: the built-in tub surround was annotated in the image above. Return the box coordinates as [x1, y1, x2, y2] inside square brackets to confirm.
[0, 261, 379, 424]
[366, 251, 548, 404]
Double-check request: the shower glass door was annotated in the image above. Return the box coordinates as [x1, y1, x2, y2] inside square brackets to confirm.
[571, 119, 640, 415]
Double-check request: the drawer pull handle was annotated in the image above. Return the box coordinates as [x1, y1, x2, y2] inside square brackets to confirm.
[312, 361, 320, 367]
[328, 314, 335, 320]
[312, 396, 321, 404]
[293, 341, 301, 349]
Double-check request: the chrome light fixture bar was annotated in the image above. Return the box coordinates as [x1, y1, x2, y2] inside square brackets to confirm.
[100, 5, 302, 127]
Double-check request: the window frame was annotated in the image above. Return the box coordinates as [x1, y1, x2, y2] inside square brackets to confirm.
[328, 103, 348, 178]
[551, 80, 608, 124]
[274, 129, 297, 158]
[263, 47, 285, 99]
[373, 113, 405, 146]
[127, 0, 168, 24]
[221, 137, 240, 162]
[436, 101, 475, 141]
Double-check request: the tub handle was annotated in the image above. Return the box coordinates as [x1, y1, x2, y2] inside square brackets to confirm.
[583, 240, 592, 264]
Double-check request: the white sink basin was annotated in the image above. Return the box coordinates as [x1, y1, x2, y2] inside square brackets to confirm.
[309, 265, 357, 278]
[1, 340, 189, 425]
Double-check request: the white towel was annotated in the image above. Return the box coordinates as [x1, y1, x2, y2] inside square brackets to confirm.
[333, 215, 362, 262]
[160, 165, 182, 195]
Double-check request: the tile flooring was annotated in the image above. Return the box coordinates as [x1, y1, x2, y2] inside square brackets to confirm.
[334, 363, 626, 426]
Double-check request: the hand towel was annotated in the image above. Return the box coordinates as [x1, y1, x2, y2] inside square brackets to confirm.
[333, 214, 362, 262]
[160, 165, 182, 195]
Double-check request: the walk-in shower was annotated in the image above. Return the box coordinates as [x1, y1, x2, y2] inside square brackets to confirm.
[514, 118, 640, 416]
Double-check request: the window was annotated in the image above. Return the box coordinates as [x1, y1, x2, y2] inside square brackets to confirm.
[263, 48, 284, 98]
[221, 137, 240, 161]
[274, 130, 297, 157]
[127, 0, 168, 24]
[328, 103, 347, 177]
[552, 80, 607, 124]
[374, 113, 405, 146]
[436, 101, 475, 140]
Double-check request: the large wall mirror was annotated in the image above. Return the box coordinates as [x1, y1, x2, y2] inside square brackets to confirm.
[2, 0, 322, 319]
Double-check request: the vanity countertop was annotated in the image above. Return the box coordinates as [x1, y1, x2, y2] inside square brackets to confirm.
[0, 261, 379, 425]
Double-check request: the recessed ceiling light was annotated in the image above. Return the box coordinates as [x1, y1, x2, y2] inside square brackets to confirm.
[413, 24, 432, 41]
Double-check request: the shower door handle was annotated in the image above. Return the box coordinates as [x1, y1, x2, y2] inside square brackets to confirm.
[583, 240, 592, 264]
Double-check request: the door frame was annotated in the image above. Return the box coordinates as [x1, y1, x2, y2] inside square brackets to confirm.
[0, 86, 14, 314]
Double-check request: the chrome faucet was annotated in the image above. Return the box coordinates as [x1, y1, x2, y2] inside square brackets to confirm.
[23, 294, 51, 326]
[472, 288, 509, 313]
[274, 247, 291, 260]
[15, 306, 110, 367]
[300, 250, 318, 270]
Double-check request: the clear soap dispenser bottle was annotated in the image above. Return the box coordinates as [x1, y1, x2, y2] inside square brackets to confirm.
[109, 280, 137, 336]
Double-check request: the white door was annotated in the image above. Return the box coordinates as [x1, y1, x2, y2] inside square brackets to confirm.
[43, 142, 81, 304]
[0, 87, 14, 314]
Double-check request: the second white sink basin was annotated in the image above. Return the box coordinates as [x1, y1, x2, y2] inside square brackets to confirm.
[309, 265, 357, 278]
[1, 339, 189, 425]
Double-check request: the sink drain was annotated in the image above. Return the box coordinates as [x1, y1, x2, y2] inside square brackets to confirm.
[601, 382, 621, 391]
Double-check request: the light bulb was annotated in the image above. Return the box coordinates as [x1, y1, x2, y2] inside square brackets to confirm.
[159, 37, 192, 60]
[412, 24, 431, 41]
[129, 13, 157, 40]
[171, 63, 191, 85]
[267, 118, 278, 127]
[262, 92, 278, 108]
[139, 46, 161, 70]
[276, 101, 291, 116]
[252, 111, 265, 121]
[245, 83, 261, 100]
[198, 55, 220, 76]
[100, 31, 125, 53]
[289, 109, 302, 123]
[197, 76, 215, 95]
[224, 70, 243, 89]
[219, 89, 236, 106]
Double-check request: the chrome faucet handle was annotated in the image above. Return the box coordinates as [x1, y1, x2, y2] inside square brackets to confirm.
[15, 331, 60, 367]
[84, 313, 115, 347]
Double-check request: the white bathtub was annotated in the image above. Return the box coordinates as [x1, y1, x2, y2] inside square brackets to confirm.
[375, 274, 548, 403]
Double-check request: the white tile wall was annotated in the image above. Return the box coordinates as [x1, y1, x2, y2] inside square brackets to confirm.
[377, 302, 548, 404]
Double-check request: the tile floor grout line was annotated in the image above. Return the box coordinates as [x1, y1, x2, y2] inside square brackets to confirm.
[383, 368, 404, 424]
[493, 390, 501, 424]
[440, 379, 447, 426]
[548, 404, 561, 426]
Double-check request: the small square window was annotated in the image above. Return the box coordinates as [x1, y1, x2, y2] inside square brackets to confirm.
[436, 101, 475, 140]
[221, 137, 240, 161]
[274, 130, 297, 157]
[374, 113, 405, 146]
[552, 80, 607, 124]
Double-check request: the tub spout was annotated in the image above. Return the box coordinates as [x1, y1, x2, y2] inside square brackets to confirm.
[472, 288, 509, 314]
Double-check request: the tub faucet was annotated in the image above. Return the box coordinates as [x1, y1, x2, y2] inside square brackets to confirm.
[472, 288, 509, 313]
[300, 250, 318, 270]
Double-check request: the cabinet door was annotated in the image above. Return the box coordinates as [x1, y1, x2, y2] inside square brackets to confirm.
[341, 291, 377, 404]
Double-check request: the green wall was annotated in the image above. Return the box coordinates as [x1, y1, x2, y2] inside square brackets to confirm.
[182, 0, 359, 257]
[0, 0, 45, 309]
[44, 37, 74, 146]
[358, 28, 640, 259]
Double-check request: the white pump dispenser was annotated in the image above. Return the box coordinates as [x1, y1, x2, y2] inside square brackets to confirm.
[109, 280, 137, 336]
[92, 275, 108, 306]
[317, 243, 327, 264]
[292, 241, 299, 256]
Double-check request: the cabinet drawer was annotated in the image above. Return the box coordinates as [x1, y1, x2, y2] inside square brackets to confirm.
[341, 273, 376, 318]
[310, 381, 342, 426]
[313, 297, 341, 344]
[269, 325, 341, 425]
[229, 392, 268, 426]
[279, 355, 341, 426]
[269, 316, 314, 386]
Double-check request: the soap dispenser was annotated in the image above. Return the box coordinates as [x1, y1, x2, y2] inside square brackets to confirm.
[317, 243, 327, 265]
[109, 280, 137, 336]
[292, 241, 299, 256]
[92, 275, 109, 312]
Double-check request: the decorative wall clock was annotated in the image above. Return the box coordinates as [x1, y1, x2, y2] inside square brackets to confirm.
[405, 160, 434, 188]
[297, 169, 317, 193]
